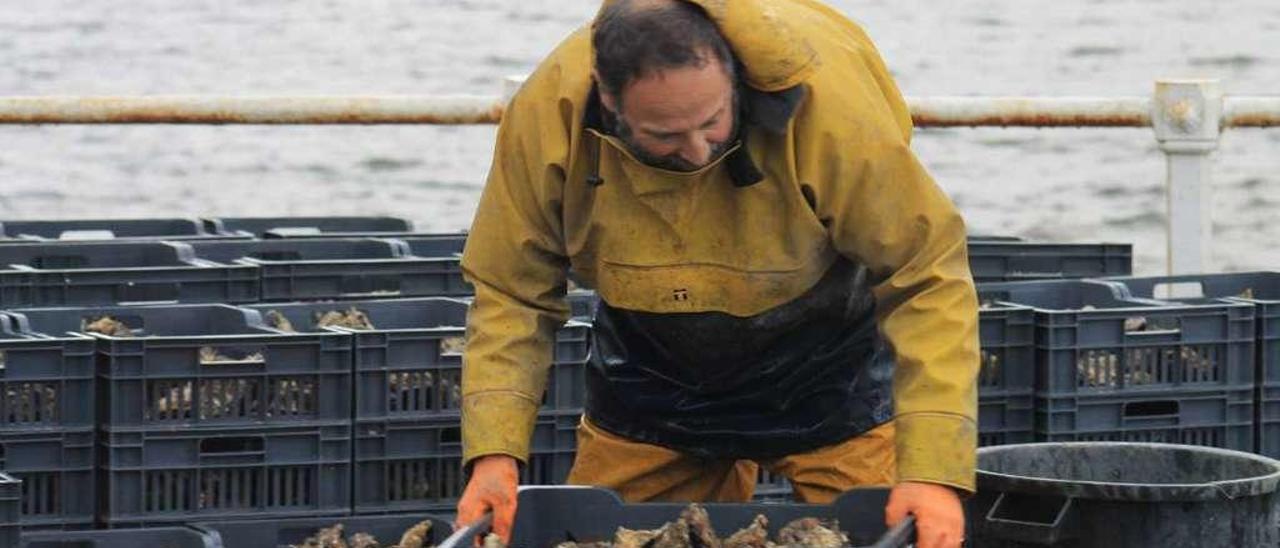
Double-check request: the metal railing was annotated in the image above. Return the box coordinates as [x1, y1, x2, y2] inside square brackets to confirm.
[1, 78, 1276, 274]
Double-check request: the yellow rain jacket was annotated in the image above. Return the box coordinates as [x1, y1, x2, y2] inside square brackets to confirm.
[461, 0, 980, 492]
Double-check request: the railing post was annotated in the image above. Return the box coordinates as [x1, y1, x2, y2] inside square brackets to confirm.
[1151, 79, 1222, 275]
[502, 75, 527, 106]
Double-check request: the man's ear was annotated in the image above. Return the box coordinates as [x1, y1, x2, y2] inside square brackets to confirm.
[592, 69, 620, 114]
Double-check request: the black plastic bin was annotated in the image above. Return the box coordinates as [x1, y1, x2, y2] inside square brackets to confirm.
[186, 238, 468, 300]
[970, 442, 1280, 547]
[441, 486, 914, 548]
[8, 304, 352, 431]
[968, 241, 1132, 283]
[1105, 272, 1280, 457]
[0, 242, 258, 307]
[202, 216, 414, 238]
[0, 219, 219, 242]
[195, 513, 451, 548]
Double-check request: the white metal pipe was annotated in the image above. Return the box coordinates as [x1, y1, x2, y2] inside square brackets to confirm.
[0, 95, 505, 125]
[1224, 96, 1280, 128]
[907, 96, 1152, 127]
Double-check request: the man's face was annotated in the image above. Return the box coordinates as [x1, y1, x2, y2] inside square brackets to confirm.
[602, 57, 738, 172]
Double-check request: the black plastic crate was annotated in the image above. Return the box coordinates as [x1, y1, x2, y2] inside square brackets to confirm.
[19, 527, 211, 548]
[968, 241, 1132, 283]
[247, 298, 591, 421]
[353, 413, 578, 514]
[99, 424, 351, 527]
[976, 303, 1035, 446]
[8, 304, 352, 431]
[979, 280, 1255, 397]
[0, 242, 258, 307]
[0, 429, 95, 530]
[0, 473, 19, 548]
[1104, 272, 1280, 457]
[389, 235, 471, 296]
[185, 238, 469, 301]
[202, 216, 414, 238]
[0, 219, 217, 242]
[1036, 387, 1253, 451]
[195, 513, 452, 548]
[442, 486, 913, 548]
[0, 315, 95, 433]
[753, 468, 791, 502]
[567, 290, 598, 322]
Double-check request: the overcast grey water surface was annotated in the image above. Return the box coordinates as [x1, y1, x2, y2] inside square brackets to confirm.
[1, 1, 1278, 274]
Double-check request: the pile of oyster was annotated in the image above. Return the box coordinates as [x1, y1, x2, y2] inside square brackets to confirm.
[554, 504, 851, 548]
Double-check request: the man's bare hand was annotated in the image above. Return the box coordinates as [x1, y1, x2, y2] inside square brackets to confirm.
[885, 481, 964, 548]
[456, 455, 519, 545]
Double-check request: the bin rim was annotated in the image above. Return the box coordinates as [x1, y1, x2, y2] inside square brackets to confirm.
[976, 442, 1280, 502]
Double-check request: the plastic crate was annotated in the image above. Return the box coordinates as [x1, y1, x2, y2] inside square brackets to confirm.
[0, 429, 94, 530]
[0, 473, 19, 548]
[19, 527, 213, 548]
[202, 216, 414, 238]
[753, 468, 792, 502]
[976, 303, 1036, 446]
[967, 241, 1132, 283]
[567, 290, 598, 322]
[8, 304, 352, 431]
[389, 235, 471, 296]
[353, 413, 578, 514]
[185, 238, 469, 301]
[0, 315, 94, 433]
[1036, 387, 1254, 451]
[1104, 272, 1280, 457]
[246, 298, 591, 421]
[99, 424, 351, 527]
[0, 219, 217, 242]
[979, 280, 1255, 397]
[441, 486, 913, 548]
[0, 242, 258, 307]
[195, 513, 452, 548]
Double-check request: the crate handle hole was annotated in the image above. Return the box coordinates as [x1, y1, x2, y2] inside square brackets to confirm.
[440, 336, 467, 356]
[1123, 400, 1179, 417]
[249, 251, 303, 261]
[200, 437, 264, 454]
[199, 346, 266, 365]
[441, 427, 462, 444]
[31, 254, 91, 269]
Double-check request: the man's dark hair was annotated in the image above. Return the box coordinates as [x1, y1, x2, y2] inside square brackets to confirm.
[592, 0, 736, 102]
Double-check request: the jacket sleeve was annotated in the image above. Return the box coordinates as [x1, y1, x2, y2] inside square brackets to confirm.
[459, 82, 572, 467]
[809, 134, 980, 493]
[797, 64, 981, 492]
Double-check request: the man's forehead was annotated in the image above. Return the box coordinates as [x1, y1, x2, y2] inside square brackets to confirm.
[621, 63, 733, 130]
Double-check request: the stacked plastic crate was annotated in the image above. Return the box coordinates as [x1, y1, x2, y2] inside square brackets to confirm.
[6, 304, 355, 528]
[0, 314, 96, 530]
[185, 238, 472, 302]
[1104, 273, 1280, 457]
[980, 280, 1256, 450]
[247, 298, 589, 514]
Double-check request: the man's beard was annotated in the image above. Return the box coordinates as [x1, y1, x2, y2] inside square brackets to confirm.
[612, 91, 740, 173]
